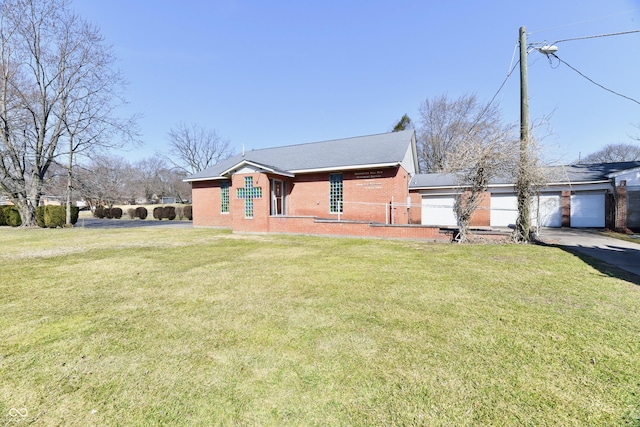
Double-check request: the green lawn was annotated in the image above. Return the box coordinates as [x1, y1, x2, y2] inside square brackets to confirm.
[1, 227, 639, 426]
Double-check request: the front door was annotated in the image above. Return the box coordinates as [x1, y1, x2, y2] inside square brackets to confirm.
[271, 179, 285, 215]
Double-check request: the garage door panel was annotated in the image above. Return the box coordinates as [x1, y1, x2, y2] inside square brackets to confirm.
[570, 194, 605, 228]
[532, 193, 562, 227]
[422, 196, 457, 226]
[490, 194, 518, 227]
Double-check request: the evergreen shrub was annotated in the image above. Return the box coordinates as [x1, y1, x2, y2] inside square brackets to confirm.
[44, 206, 66, 228]
[36, 206, 46, 227]
[4, 207, 21, 227]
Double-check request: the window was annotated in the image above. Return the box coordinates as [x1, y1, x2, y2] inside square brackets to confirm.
[329, 173, 343, 213]
[220, 182, 230, 213]
[237, 176, 262, 218]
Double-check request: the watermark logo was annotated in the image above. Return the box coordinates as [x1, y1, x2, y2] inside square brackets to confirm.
[9, 407, 28, 418]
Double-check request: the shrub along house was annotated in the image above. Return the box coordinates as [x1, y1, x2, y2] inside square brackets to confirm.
[185, 130, 445, 239]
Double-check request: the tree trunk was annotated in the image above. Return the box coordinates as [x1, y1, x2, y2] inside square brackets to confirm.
[66, 145, 73, 226]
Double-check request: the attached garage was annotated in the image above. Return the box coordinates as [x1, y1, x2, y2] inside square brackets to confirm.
[490, 194, 518, 227]
[421, 195, 457, 226]
[570, 193, 605, 227]
[532, 193, 562, 227]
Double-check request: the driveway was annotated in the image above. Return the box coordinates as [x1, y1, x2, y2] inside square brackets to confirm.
[76, 218, 193, 229]
[536, 228, 640, 282]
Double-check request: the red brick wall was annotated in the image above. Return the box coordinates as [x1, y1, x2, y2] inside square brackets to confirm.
[286, 166, 411, 224]
[231, 173, 270, 233]
[191, 181, 232, 227]
[561, 191, 571, 227]
[408, 192, 422, 224]
[614, 185, 627, 231]
[192, 166, 413, 230]
[470, 192, 490, 226]
[266, 216, 447, 240]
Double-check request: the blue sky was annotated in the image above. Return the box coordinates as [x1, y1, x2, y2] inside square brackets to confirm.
[73, 0, 640, 165]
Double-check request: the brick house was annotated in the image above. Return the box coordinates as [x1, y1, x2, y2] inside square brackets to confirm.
[185, 130, 446, 239]
[186, 128, 640, 237]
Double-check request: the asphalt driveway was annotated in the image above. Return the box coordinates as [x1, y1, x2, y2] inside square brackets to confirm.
[536, 228, 640, 282]
[76, 218, 193, 229]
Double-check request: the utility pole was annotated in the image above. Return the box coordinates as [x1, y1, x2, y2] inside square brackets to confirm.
[516, 25, 531, 241]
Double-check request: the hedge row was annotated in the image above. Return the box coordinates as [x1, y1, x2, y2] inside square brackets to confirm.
[152, 205, 193, 221]
[37, 206, 79, 228]
[126, 207, 149, 220]
[0, 205, 79, 228]
[94, 206, 123, 219]
[94, 205, 191, 221]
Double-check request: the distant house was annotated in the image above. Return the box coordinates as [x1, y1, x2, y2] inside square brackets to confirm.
[185, 129, 640, 238]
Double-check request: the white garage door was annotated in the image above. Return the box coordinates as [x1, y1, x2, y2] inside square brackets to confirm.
[422, 195, 457, 226]
[490, 194, 518, 227]
[570, 193, 605, 227]
[532, 193, 562, 227]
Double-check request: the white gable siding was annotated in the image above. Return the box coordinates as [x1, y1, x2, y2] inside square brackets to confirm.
[612, 168, 640, 186]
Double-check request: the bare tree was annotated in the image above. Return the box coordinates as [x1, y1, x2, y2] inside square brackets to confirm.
[165, 122, 233, 174]
[0, 0, 135, 226]
[132, 156, 167, 204]
[75, 154, 131, 208]
[580, 142, 640, 163]
[416, 93, 503, 173]
[449, 124, 519, 242]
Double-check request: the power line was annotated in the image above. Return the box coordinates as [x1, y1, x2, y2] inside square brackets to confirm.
[528, 8, 640, 35]
[553, 29, 640, 45]
[466, 58, 520, 135]
[550, 53, 640, 106]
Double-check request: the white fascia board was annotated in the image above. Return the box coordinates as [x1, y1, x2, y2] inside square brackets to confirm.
[290, 162, 399, 174]
[410, 183, 515, 191]
[545, 180, 610, 186]
[183, 176, 227, 183]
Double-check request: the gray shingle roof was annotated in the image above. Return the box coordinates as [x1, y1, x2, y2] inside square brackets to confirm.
[409, 161, 640, 189]
[186, 130, 416, 181]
